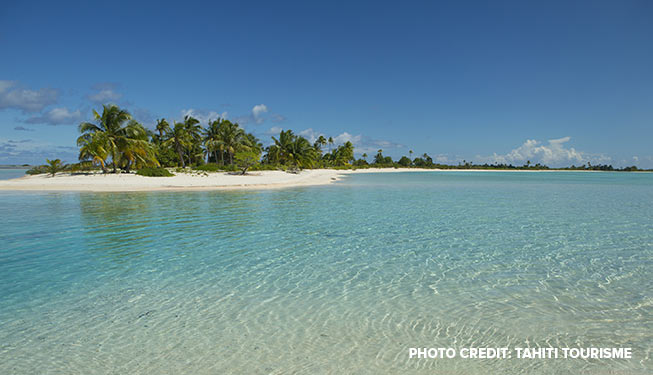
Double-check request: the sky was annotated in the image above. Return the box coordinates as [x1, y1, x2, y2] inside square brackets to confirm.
[1, 0, 652, 167]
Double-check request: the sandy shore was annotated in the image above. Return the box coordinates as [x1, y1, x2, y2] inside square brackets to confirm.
[0, 168, 594, 192]
[0, 169, 351, 192]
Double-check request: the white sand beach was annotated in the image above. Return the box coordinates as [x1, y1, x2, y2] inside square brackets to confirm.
[0, 169, 349, 192]
[0, 168, 587, 192]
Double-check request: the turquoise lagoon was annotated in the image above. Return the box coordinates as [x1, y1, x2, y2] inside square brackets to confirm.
[0, 172, 651, 374]
[0, 169, 28, 180]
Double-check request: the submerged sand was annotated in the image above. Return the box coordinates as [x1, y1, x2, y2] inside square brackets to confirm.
[0, 168, 579, 192]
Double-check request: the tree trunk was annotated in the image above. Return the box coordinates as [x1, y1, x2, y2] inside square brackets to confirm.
[220, 150, 224, 165]
[229, 152, 233, 165]
[111, 150, 117, 173]
[213, 151, 218, 164]
[177, 144, 185, 167]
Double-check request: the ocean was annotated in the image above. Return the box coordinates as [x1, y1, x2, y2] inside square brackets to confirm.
[0, 169, 28, 180]
[0, 171, 651, 374]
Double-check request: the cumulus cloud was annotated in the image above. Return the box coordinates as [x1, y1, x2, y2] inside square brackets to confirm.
[297, 129, 362, 145]
[235, 104, 284, 125]
[333, 132, 363, 145]
[87, 83, 122, 104]
[0, 80, 59, 113]
[180, 108, 228, 124]
[265, 126, 283, 136]
[252, 104, 268, 124]
[297, 128, 322, 143]
[24, 107, 83, 125]
[480, 136, 610, 167]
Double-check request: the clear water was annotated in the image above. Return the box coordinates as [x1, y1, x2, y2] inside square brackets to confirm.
[0, 169, 28, 180]
[0, 172, 651, 374]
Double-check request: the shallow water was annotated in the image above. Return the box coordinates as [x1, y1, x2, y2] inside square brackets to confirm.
[0, 169, 27, 180]
[0, 172, 651, 374]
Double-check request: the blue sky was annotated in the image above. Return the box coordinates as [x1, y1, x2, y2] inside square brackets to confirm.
[1, 0, 652, 167]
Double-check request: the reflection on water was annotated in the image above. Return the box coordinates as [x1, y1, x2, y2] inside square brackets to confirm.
[77, 192, 271, 265]
[0, 172, 651, 374]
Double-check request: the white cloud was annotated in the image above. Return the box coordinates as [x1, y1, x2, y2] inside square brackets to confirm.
[333, 132, 362, 145]
[88, 89, 121, 103]
[87, 83, 122, 104]
[265, 126, 283, 135]
[233, 104, 284, 126]
[252, 104, 268, 124]
[298, 128, 322, 143]
[0, 80, 59, 113]
[180, 108, 228, 124]
[297, 129, 363, 147]
[480, 136, 611, 167]
[24, 107, 83, 125]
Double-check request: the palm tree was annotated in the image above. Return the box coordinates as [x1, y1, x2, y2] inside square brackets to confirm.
[117, 120, 159, 172]
[362, 153, 368, 162]
[182, 116, 202, 165]
[271, 130, 317, 168]
[332, 141, 354, 165]
[264, 144, 280, 164]
[162, 122, 191, 167]
[204, 118, 224, 164]
[328, 136, 334, 153]
[243, 132, 263, 155]
[45, 159, 67, 177]
[374, 149, 384, 165]
[155, 119, 170, 138]
[78, 104, 133, 173]
[288, 136, 317, 168]
[77, 132, 109, 172]
[217, 120, 245, 165]
[314, 135, 327, 152]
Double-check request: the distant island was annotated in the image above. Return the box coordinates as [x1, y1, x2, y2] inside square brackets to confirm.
[0, 165, 31, 169]
[21, 104, 650, 177]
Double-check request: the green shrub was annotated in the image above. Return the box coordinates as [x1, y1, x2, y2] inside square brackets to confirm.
[26, 165, 48, 175]
[44, 159, 68, 177]
[250, 163, 284, 171]
[69, 161, 96, 173]
[194, 163, 222, 172]
[137, 167, 174, 177]
[234, 150, 261, 175]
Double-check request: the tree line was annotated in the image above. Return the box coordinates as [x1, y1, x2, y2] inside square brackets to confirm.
[27, 104, 648, 175]
[73, 104, 357, 174]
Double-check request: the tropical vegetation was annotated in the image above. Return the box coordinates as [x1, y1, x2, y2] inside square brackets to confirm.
[136, 167, 174, 177]
[25, 104, 649, 175]
[45, 159, 67, 177]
